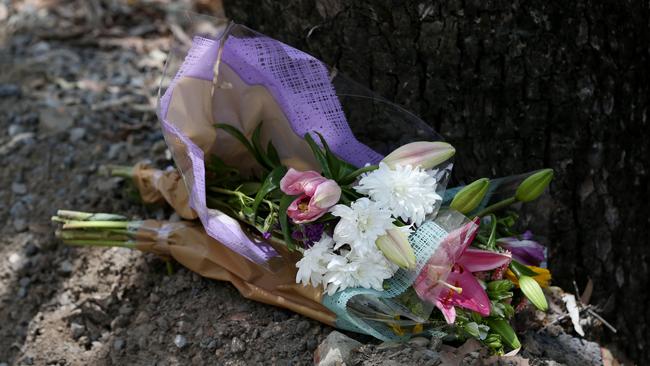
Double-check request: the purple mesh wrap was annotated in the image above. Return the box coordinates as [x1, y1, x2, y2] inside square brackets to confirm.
[159, 33, 382, 264]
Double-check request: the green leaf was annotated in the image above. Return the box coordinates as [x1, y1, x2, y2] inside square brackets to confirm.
[519, 275, 548, 311]
[252, 166, 286, 219]
[239, 182, 262, 196]
[216, 123, 267, 170]
[267, 140, 282, 167]
[486, 215, 498, 249]
[303, 133, 332, 178]
[251, 123, 274, 170]
[486, 318, 521, 350]
[487, 280, 514, 293]
[315, 132, 342, 180]
[279, 194, 297, 251]
[509, 260, 538, 277]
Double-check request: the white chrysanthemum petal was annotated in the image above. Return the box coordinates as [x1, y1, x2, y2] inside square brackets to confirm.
[295, 234, 335, 287]
[331, 198, 394, 251]
[354, 162, 442, 226]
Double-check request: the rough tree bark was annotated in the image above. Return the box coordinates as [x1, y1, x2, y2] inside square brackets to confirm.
[224, 0, 650, 362]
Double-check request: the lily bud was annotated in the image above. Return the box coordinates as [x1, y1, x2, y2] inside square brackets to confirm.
[450, 178, 490, 214]
[515, 169, 554, 202]
[382, 141, 455, 170]
[518, 275, 548, 311]
[376, 227, 416, 270]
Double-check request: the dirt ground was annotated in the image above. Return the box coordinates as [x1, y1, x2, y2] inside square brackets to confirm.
[0, 1, 334, 365]
[0, 1, 629, 366]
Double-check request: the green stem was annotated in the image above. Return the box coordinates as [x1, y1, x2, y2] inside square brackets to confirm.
[341, 165, 379, 183]
[475, 197, 517, 217]
[62, 239, 136, 248]
[56, 230, 130, 241]
[106, 165, 134, 179]
[62, 221, 130, 229]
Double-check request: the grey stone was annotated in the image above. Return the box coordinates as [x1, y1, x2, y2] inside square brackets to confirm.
[314, 331, 362, 366]
[0, 83, 20, 97]
[174, 334, 188, 349]
[8, 124, 25, 136]
[24, 243, 39, 256]
[58, 260, 74, 274]
[113, 338, 125, 351]
[296, 320, 311, 333]
[68, 127, 86, 142]
[409, 336, 429, 347]
[11, 182, 27, 195]
[39, 107, 73, 134]
[71, 322, 85, 339]
[13, 218, 28, 232]
[18, 277, 31, 287]
[230, 337, 246, 353]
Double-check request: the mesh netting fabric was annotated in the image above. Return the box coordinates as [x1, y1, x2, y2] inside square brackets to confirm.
[158, 31, 385, 264]
[322, 221, 448, 341]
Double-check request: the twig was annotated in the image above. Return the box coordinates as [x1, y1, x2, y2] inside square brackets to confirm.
[586, 309, 617, 333]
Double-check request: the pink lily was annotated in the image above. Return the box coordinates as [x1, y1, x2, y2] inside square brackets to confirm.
[414, 218, 512, 323]
[280, 168, 341, 223]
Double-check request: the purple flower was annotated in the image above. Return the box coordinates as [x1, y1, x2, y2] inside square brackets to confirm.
[292, 223, 326, 248]
[497, 232, 545, 266]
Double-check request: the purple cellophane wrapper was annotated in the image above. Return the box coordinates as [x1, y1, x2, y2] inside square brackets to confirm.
[159, 32, 382, 264]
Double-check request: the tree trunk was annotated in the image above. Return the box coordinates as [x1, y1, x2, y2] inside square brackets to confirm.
[224, 0, 650, 362]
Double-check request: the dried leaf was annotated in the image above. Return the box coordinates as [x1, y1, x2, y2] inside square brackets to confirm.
[562, 293, 585, 336]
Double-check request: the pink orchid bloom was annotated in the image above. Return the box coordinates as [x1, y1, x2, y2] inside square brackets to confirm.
[414, 218, 512, 324]
[280, 168, 341, 224]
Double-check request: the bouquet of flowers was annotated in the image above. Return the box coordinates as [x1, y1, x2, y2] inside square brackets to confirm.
[53, 19, 554, 354]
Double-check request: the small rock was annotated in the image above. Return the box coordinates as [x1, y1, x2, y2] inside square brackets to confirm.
[118, 304, 134, 316]
[13, 218, 28, 232]
[429, 337, 442, 351]
[24, 243, 39, 256]
[296, 320, 311, 333]
[39, 107, 74, 134]
[11, 182, 27, 195]
[8, 124, 25, 136]
[111, 315, 128, 330]
[18, 277, 31, 287]
[0, 362, 9, 366]
[199, 337, 217, 349]
[174, 334, 188, 349]
[17, 287, 27, 298]
[230, 337, 246, 353]
[107, 143, 125, 160]
[58, 260, 74, 274]
[409, 336, 429, 347]
[0, 83, 20, 98]
[71, 322, 85, 339]
[314, 331, 362, 366]
[149, 293, 160, 304]
[113, 338, 125, 351]
[68, 127, 86, 142]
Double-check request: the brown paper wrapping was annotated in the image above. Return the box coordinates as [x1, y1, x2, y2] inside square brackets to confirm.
[131, 162, 198, 220]
[134, 220, 335, 326]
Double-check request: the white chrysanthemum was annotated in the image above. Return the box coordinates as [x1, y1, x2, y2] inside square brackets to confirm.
[348, 248, 398, 290]
[354, 162, 442, 226]
[323, 252, 359, 295]
[322, 247, 398, 295]
[295, 234, 335, 287]
[331, 198, 394, 252]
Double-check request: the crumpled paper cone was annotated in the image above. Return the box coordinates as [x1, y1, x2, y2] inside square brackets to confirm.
[131, 162, 198, 220]
[133, 219, 336, 326]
